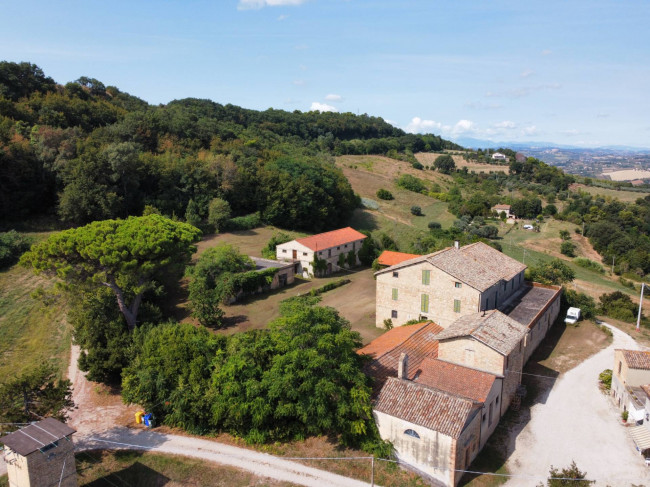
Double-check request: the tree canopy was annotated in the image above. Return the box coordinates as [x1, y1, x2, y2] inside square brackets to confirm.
[21, 214, 201, 330]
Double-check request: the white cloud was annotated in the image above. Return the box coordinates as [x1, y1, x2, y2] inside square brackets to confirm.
[560, 129, 586, 136]
[465, 101, 502, 110]
[277, 14, 288, 20]
[541, 49, 552, 56]
[486, 83, 561, 99]
[309, 102, 338, 112]
[494, 120, 516, 129]
[324, 93, 342, 102]
[520, 69, 534, 78]
[292, 79, 305, 86]
[405, 118, 477, 137]
[521, 125, 538, 136]
[597, 112, 610, 118]
[238, 0, 306, 10]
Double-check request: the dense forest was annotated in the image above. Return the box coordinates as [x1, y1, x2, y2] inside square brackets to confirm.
[0, 61, 460, 232]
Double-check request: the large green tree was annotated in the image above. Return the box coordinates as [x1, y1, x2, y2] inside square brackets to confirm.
[21, 215, 201, 331]
[0, 365, 73, 427]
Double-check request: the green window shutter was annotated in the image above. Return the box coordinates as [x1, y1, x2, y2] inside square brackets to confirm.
[392, 288, 398, 301]
[422, 269, 430, 285]
[454, 299, 461, 313]
[421, 294, 429, 313]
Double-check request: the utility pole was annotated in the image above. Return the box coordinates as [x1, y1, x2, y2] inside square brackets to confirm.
[370, 457, 375, 486]
[612, 256, 615, 275]
[637, 283, 645, 332]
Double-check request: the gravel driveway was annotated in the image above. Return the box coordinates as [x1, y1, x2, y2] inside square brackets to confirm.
[505, 324, 650, 487]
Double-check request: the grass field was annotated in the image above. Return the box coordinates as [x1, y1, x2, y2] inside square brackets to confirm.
[0, 233, 71, 383]
[415, 152, 509, 174]
[570, 183, 648, 203]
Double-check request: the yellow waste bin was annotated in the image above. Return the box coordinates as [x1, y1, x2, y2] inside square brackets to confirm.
[135, 410, 145, 424]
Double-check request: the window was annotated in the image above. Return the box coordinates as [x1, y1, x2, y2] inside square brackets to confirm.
[422, 269, 430, 285]
[618, 361, 622, 375]
[455, 282, 462, 288]
[421, 294, 429, 313]
[337, 246, 340, 250]
[488, 402, 493, 426]
[393, 271, 399, 278]
[282, 249, 287, 253]
[39, 441, 59, 453]
[328, 249, 331, 258]
[496, 396, 500, 405]
[303, 252, 307, 256]
[404, 429, 420, 439]
[392, 288, 398, 301]
[319, 251, 323, 255]
[454, 299, 461, 313]
[391, 310, 398, 319]
[482, 413, 486, 422]
[345, 244, 348, 248]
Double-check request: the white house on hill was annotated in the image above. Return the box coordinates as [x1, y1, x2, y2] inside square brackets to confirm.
[276, 227, 366, 278]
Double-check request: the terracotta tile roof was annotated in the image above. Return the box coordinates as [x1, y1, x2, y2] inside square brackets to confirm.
[377, 250, 421, 267]
[621, 350, 650, 370]
[374, 378, 480, 438]
[641, 385, 650, 397]
[492, 204, 511, 210]
[413, 358, 497, 402]
[435, 310, 528, 356]
[295, 227, 366, 252]
[358, 322, 443, 392]
[375, 242, 526, 292]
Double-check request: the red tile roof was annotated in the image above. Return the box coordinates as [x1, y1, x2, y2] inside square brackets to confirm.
[295, 227, 367, 251]
[377, 250, 421, 267]
[413, 358, 497, 402]
[358, 321, 443, 392]
[374, 378, 480, 439]
[621, 350, 650, 370]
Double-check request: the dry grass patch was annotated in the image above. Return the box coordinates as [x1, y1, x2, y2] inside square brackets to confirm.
[570, 183, 646, 203]
[0, 264, 70, 382]
[74, 449, 298, 486]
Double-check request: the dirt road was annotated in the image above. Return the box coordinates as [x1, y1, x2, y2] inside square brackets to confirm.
[504, 324, 650, 486]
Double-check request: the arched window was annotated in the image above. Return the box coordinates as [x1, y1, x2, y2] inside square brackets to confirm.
[404, 429, 420, 439]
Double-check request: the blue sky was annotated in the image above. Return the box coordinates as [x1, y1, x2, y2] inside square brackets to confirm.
[1, 0, 649, 147]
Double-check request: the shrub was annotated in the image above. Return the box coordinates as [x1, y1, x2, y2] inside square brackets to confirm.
[411, 161, 423, 170]
[261, 232, 292, 259]
[396, 174, 427, 193]
[562, 289, 596, 319]
[527, 259, 575, 285]
[599, 291, 638, 322]
[428, 221, 442, 230]
[376, 189, 394, 200]
[207, 198, 231, 232]
[411, 206, 423, 216]
[560, 241, 577, 257]
[599, 369, 612, 392]
[383, 318, 393, 330]
[574, 258, 604, 273]
[433, 154, 456, 174]
[559, 230, 570, 240]
[619, 276, 636, 289]
[544, 462, 594, 486]
[0, 230, 33, 269]
[224, 212, 262, 231]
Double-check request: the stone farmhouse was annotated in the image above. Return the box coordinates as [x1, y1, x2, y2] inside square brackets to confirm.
[375, 242, 527, 328]
[360, 311, 528, 486]
[276, 227, 366, 278]
[491, 204, 515, 220]
[362, 242, 562, 485]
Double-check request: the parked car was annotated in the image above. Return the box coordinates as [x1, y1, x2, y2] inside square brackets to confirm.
[523, 224, 534, 230]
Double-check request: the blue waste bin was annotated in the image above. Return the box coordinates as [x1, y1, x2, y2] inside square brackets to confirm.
[143, 413, 152, 427]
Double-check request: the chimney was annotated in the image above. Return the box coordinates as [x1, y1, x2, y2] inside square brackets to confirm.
[398, 353, 409, 380]
[454, 240, 460, 250]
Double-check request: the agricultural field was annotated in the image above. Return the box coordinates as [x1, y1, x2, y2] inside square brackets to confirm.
[415, 152, 509, 174]
[570, 183, 648, 203]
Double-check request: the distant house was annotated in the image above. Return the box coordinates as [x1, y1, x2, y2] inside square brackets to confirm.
[515, 152, 526, 163]
[492, 152, 508, 161]
[491, 204, 514, 220]
[0, 418, 77, 487]
[276, 227, 367, 278]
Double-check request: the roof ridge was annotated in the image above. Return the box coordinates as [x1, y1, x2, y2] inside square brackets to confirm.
[378, 322, 435, 359]
[389, 376, 476, 405]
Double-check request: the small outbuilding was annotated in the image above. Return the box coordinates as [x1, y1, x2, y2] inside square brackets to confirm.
[250, 257, 295, 290]
[1, 418, 77, 487]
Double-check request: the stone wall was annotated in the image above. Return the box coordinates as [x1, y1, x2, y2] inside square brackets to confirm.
[376, 262, 481, 328]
